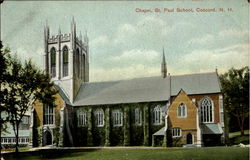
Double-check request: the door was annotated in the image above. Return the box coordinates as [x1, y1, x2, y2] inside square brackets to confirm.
[43, 130, 52, 146]
[186, 133, 193, 144]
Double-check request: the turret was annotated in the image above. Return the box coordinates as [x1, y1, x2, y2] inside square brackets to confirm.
[71, 17, 76, 50]
[80, 31, 82, 44]
[44, 21, 50, 73]
[44, 21, 49, 53]
[84, 30, 89, 45]
[58, 27, 61, 54]
[57, 27, 62, 78]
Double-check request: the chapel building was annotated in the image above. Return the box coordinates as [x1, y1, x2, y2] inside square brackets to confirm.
[31, 20, 225, 147]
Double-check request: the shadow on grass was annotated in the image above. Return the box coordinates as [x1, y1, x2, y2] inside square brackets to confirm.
[3, 148, 99, 160]
[230, 134, 249, 145]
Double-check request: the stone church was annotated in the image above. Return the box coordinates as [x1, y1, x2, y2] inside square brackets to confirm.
[31, 19, 225, 147]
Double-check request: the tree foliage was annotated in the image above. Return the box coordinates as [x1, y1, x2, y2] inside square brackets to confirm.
[0, 41, 10, 157]
[1, 45, 57, 154]
[219, 66, 249, 136]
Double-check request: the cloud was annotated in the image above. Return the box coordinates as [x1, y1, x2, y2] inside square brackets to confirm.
[89, 15, 249, 81]
[216, 44, 248, 53]
[10, 47, 44, 69]
[136, 16, 171, 37]
[173, 43, 249, 74]
[218, 29, 248, 38]
[2, 1, 248, 83]
[113, 24, 136, 44]
[90, 64, 160, 82]
[3, 6, 41, 42]
[90, 15, 172, 49]
[187, 29, 248, 48]
[90, 35, 109, 47]
[89, 15, 176, 71]
[188, 34, 214, 45]
[108, 49, 160, 67]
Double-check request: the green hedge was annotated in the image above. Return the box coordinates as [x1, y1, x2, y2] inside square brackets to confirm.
[105, 107, 110, 146]
[87, 108, 93, 146]
[124, 106, 130, 146]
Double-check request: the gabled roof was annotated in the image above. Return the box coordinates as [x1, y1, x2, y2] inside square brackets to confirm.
[59, 72, 221, 106]
[73, 76, 170, 106]
[54, 84, 72, 105]
[170, 72, 221, 96]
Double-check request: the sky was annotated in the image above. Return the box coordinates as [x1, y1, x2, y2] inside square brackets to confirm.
[1, 0, 249, 82]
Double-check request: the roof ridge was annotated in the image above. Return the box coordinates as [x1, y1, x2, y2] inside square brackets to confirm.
[81, 80, 122, 85]
[82, 72, 216, 84]
[171, 72, 216, 77]
[81, 75, 163, 84]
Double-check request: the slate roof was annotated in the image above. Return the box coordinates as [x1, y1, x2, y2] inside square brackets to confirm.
[153, 127, 166, 136]
[74, 76, 170, 106]
[61, 72, 220, 106]
[170, 72, 221, 96]
[201, 123, 223, 134]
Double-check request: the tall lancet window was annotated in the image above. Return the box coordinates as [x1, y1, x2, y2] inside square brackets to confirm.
[62, 46, 69, 77]
[200, 97, 214, 123]
[43, 104, 54, 125]
[153, 105, 162, 125]
[76, 49, 80, 78]
[178, 103, 186, 118]
[95, 109, 104, 127]
[83, 54, 86, 80]
[50, 47, 56, 78]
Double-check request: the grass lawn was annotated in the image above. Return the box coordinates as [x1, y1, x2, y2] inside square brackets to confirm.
[229, 130, 250, 138]
[4, 147, 249, 160]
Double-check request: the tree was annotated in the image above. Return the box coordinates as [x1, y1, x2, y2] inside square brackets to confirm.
[0, 41, 10, 158]
[220, 66, 249, 136]
[3, 48, 57, 154]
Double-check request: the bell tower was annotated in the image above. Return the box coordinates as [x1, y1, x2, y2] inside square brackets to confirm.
[43, 18, 89, 103]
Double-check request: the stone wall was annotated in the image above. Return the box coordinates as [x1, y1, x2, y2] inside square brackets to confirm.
[168, 90, 197, 130]
[74, 101, 166, 147]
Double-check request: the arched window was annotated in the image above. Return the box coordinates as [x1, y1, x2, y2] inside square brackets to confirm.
[62, 46, 69, 77]
[50, 47, 56, 77]
[77, 110, 87, 127]
[178, 103, 186, 118]
[95, 109, 104, 127]
[200, 97, 214, 123]
[134, 108, 142, 126]
[153, 106, 162, 125]
[112, 109, 123, 127]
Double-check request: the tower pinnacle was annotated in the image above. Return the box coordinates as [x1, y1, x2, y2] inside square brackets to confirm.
[161, 47, 167, 78]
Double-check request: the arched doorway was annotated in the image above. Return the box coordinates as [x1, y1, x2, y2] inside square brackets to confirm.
[186, 133, 193, 144]
[43, 130, 52, 146]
